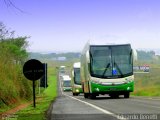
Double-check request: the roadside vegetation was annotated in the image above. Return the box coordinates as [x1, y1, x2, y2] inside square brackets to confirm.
[132, 61, 160, 96]
[16, 66, 57, 120]
[132, 50, 160, 96]
[14, 60, 76, 119]
[0, 22, 32, 113]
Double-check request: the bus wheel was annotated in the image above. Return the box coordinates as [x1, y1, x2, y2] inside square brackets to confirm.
[84, 93, 89, 98]
[89, 94, 96, 99]
[73, 93, 76, 96]
[75, 93, 79, 96]
[124, 92, 130, 98]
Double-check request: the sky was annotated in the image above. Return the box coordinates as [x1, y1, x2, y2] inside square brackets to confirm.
[0, 0, 160, 52]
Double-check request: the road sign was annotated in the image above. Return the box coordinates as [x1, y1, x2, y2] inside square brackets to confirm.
[23, 59, 44, 81]
[23, 59, 44, 108]
[40, 63, 48, 88]
[133, 65, 150, 73]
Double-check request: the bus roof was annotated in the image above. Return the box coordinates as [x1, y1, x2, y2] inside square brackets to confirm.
[87, 40, 130, 46]
[73, 62, 80, 68]
[60, 66, 66, 68]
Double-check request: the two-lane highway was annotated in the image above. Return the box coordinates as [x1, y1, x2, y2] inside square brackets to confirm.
[49, 79, 160, 120]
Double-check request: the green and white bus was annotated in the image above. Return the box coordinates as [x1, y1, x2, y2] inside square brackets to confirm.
[81, 42, 134, 99]
[62, 75, 72, 91]
[71, 62, 83, 96]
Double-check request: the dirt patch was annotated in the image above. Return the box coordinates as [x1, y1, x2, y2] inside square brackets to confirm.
[0, 98, 42, 119]
[0, 102, 32, 115]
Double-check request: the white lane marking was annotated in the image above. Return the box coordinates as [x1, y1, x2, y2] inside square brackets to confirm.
[64, 93, 113, 114]
[59, 79, 127, 120]
[63, 93, 128, 120]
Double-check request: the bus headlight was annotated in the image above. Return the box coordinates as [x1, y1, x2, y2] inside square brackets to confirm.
[95, 88, 100, 91]
[76, 89, 79, 93]
[127, 87, 131, 90]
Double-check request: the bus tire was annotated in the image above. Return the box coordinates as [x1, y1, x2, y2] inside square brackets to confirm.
[124, 92, 130, 98]
[75, 93, 79, 96]
[89, 94, 96, 99]
[84, 93, 89, 98]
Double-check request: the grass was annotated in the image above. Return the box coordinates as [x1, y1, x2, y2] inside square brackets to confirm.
[132, 67, 160, 96]
[15, 67, 57, 120]
[0, 62, 32, 113]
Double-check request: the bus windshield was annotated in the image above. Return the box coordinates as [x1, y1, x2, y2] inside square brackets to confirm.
[90, 44, 133, 78]
[63, 81, 71, 87]
[74, 68, 81, 85]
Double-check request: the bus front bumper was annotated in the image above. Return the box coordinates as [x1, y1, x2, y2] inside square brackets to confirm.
[63, 87, 72, 91]
[90, 81, 134, 94]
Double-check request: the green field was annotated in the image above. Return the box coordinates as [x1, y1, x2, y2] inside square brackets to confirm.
[132, 66, 160, 96]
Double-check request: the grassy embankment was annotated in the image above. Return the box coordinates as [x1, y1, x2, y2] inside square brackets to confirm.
[0, 36, 32, 113]
[16, 66, 57, 120]
[0, 58, 32, 113]
[132, 62, 160, 96]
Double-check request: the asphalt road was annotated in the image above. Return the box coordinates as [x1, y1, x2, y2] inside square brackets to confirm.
[49, 78, 160, 120]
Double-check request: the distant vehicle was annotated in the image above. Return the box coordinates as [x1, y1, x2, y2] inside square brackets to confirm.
[59, 66, 66, 79]
[81, 42, 135, 99]
[59, 66, 66, 73]
[62, 75, 72, 91]
[133, 65, 150, 73]
[71, 62, 83, 96]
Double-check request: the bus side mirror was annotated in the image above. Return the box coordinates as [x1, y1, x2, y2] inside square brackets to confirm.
[72, 70, 74, 77]
[86, 50, 90, 63]
[132, 49, 138, 61]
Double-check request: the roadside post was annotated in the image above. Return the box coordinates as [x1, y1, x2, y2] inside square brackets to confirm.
[23, 59, 44, 108]
[40, 63, 48, 88]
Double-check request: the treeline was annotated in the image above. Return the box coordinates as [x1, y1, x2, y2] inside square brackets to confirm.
[0, 22, 32, 109]
[29, 50, 159, 62]
[137, 50, 159, 61]
[29, 52, 80, 60]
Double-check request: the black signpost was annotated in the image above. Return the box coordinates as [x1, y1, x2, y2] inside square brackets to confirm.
[40, 63, 48, 88]
[23, 59, 44, 108]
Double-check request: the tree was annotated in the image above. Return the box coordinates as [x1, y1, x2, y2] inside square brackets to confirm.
[0, 22, 15, 40]
[0, 22, 29, 64]
[137, 50, 156, 61]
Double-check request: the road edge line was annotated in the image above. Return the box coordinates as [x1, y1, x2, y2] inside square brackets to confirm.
[63, 93, 128, 120]
[59, 76, 126, 120]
